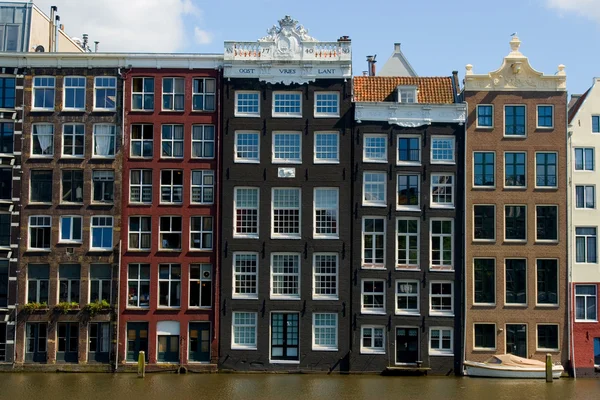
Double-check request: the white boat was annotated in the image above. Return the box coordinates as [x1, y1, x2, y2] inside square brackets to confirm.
[464, 354, 564, 379]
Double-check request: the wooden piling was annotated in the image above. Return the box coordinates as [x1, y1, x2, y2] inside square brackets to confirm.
[546, 353, 552, 382]
[138, 351, 146, 378]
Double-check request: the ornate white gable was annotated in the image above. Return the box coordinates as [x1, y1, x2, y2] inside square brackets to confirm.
[224, 16, 351, 84]
[464, 36, 566, 92]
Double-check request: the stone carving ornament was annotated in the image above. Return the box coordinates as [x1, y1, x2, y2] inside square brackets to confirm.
[257, 15, 317, 59]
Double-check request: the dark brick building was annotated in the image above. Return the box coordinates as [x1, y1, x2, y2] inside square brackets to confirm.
[219, 17, 353, 371]
[118, 56, 222, 369]
[351, 74, 466, 374]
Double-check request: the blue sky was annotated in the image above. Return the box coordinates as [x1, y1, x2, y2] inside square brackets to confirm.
[36, 0, 599, 95]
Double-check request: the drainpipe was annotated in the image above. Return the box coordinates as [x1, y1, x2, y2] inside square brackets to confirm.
[567, 125, 575, 378]
[214, 64, 222, 362]
[462, 101, 468, 374]
[114, 240, 121, 371]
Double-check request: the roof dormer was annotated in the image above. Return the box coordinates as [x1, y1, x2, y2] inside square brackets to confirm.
[397, 85, 418, 103]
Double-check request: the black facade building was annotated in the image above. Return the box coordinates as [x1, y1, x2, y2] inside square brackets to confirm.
[219, 17, 353, 371]
[350, 74, 466, 374]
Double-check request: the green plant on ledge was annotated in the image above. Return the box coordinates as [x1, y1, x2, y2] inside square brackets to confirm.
[54, 301, 80, 314]
[84, 300, 111, 317]
[22, 302, 48, 312]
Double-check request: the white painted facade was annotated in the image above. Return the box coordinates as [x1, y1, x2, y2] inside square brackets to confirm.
[568, 77, 600, 283]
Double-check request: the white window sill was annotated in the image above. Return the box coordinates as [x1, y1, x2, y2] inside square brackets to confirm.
[504, 304, 528, 308]
[272, 160, 302, 165]
[361, 310, 386, 315]
[157, 307, 181, 310]
[312, 346, 338, 352]
[90, 202, 114, 206]
[535, 240, 559, 244]
[429, 267, 454, 272]
[503, 135, 527, 139]
[503, 186, 527, 190]
[271, 115, 302, 119]
[234, 113, 260, 118]
[92, 108, 117, 112]
[29, 155, 54, 159]
[362, 203, 387, 208]
[189, 248, 213, 252]
[429, 351, 454, 357]
[313, 235, 339, 240]
[312, 296, 339, 301]
[58, 240, 82, 245]
[430, 204, 454, 209]
[190, 156, 216, 160]
[27, 249, 51, 252]
[31, 108, 55, 112]
[161, 109, 185, 113]
[158, 249, 182, 252]
[395, 311, 420, 316]
[127, 248, 152, 252]
[360, 349, 385, 355]
[473, 239, 496, 243]
[89, 248, 113, 252]
[231, 345, 257, 351]
[314, 114, 340, 119]
[159, 203, 184, 206]
[234, 160, 260, 164]
[473, 347, 496, 352]
[269, 359, 301, 364]
[473, 303, 496, 307]
[270, 296, 301, 301]
[429, 312, 454, 317]
[190, 202, 214, 206]
[396, 161, 421, 167]
[313, 160, 340, 165]
[476, 125, 494, 129]
[575, 319, 598, 323]
[233, 235, 259, 240]
[60, 156, 85, 159]
[536, 126, 554, 130]
[130, 109, 154, 112]
[232, 295, 259, 300]
[361, 265, 386, 270]
[129, 156, 153, 160]
[192, 109, 216, 113]
[270, 235, 301, 240]
[28, 202, 53, 205]
[396, 266, 420, 271]
[363, 159, 388, 164]
[504, 239, 527, 243]
[91, 156, 116, 160]
[62, 108, 86, 112]
[430, 160, 456, 165]
[397, 205, 421, 211]
[160, 157, 185, 160]
[126, 306, 150, 310]
[536, 348, 560, 353]
[535, 303, 559, 308]
[60, 202, 84, 206]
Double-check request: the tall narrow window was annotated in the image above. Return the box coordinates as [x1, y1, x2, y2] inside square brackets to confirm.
[272, 188, 301, 238]
[397, 137, 420, 164]
[505, 105, 526, 136]
[128, 216, 151, 251]
[537, 259, 558, 305]
[162, 77, 184, 111]
[474, 205, 495, 241]
[575, 185, 595, 209]
[132, 77, 154, 111]
[576, 227, 597, 263]
[0, 77, 15, 109]
[192, 125, 215, 159]
[92, 170, 114, 203]
[361, 280, 385, 314]
[575, 148, 594, 171]
[192, 78, 216, 111]
[59, 216, 82, 243]
[63, 76, 86, 110]
[314, 188, 338, 238]
[31, 124, 54, 156]
[430, 282, 453, 315]
[234, 132, 259, 163]
[0, 168, 10, 200]
[27, 264, 49, 304]
[270, 253, 300, 299]
[536, 205, 558, 241]
[30, 170, 52, 203]
[575, 285, 597, 321]
[504, 152, 526, 187]
[94, 76, 116, 110]
[0, 122, 13, 154]
[159, 216, 182, 251]
[93, 124, 116, 157]
[61, 170, 84, 203]
[473, 152, 494, 186]
[505, 205, 526, 241]
[397, 174, 419, 208]
[431, 219, 453, 270]
[160, 170, 183, 204]
[32, 76, 55, 110]
[234, 187, 259, 238]
[158, 263, 181, 308]
[395, 280, 419, 315]
[130, 124, 153, 158]
[189, 264, 212, 308]
[536, 152, 557, 187]
[232, 312, 257, 350]
[477, 105, 493, 127]
[362, 217, 385, 268]
[127, 264, 150, 308]
[90, 216, 113, 251]
[28, 216, 51, 250]
[90, 264, 111, 303]
[58, 264, 80, 303]
[313, 253, 338, 300]
[0, 214, 10, 247]
[537, 105, 553, 128]
[505, 259, 527, 305]
[0, 262, 8, 307]
[474, 259, 495, 304]
[129, 169, 152, 204]
[312, 313, 338, 351]
[430, 174, 453, 207]
[190, 216, 213, 250]
[62, 123, 84, 157]
[396, 218, 419, 269]
[593, 116, 600, 133]
[161, 124, 184, 158]
[191, 170, 214, 204]
[271, 313, 299, 360]
[233, 253, 258, 299]
[363, 172, 386, 206]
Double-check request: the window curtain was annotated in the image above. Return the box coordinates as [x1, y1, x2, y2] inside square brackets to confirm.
[94, 125, 114, 156]
[35, 125, 53, 154]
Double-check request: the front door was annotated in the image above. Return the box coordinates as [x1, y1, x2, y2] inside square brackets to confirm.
[189, 322, 210, 362]
[396, 327, 419, 363]
[506, 324, 527, 357]
[57, 322, 78, 363]
[25, 323, 47, 363]
[157, 335, 179, 362]
[271, 313, 299, 361]
[126, 322, 148, 362]
[89, 322, 110, 363]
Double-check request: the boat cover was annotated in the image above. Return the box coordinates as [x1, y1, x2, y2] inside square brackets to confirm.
[485, 354, 546, 368]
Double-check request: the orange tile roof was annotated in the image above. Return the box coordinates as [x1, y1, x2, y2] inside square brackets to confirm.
[353, 76, 455, 104]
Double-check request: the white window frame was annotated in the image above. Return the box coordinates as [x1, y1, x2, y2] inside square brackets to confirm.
[234, 131, 260, 163]
[361, 279, 386, 314]
[232, 252, 259, 300]
[191, 124, 215, 159]
[270, 253, 301, 300]
[504, 205, 527, 242]
[131, 77, 154, 111]
[314, 131, 339, 164]
[473, 323, 497, 351]
[362, 216, 385, 269]
[476, 104, 494, 128]
[129, 169, 152, 204]
[130, 124, 153, 159]
[536, 104, 554, 129]
[272, 131, 302, 164]
[61, 123, 85, 158]
[32, 76, 55, 111]
[397, 86, 417, 103]
[397, 174, 420, 211]
[396, 217, 419, 269]
[430, 174, 454, 208]
[535, 258, 559, 307]
[92, 170, 115, 204]
[430, 136, 455, 164]
[503, 151, 527, 189]
[395, 280, 420, 315]
[127, 263, 150, 308]
[128, 216, 151, 251]
[62, 76, 86, 111]
[189, 216, 213, 251]
[271, 188, 301, 239]
[31, 123, 54, 158]
[362, 171, 386, 207]
[575, 185, 595, 209]
[92, 124, 116, 158]
[312, 252, 338, 300]
[90, 216, 113, 251]
[159, 216, 182, 251]
[429, 327, 453, 356]
[574, 147, 594, 172]
[28, 215, 51, 251]
[360, 325, 385, 354]
[160, 124, 184, 159]
[89, 264, 112, 304]
[429, 281, 454, 316]
[160, 169, 183, 205]
[188, 263, 212, 308]
[575, 227, 597, 264]
[536, 324, 560, 351]
[272, 91, 302, 118]
[233, 187, 259, 239]
[396, 134, 421, 165]
[535, 205, 558, 243]
[312, 313, 338, 351]
[93, 76, 117, 111]
[430, 218, 454, 270]
[192, 78, 216, 112]
[363, 134, 388, 163]
[314, 91, 340, 118]
[505, 258, 528, 306]
[161, 77, 185, 112]
[313, 187, 339, 239]
[58, 215, 82, 244]
[231, 311, 257, 350]
[575, 284, 597, 322]
[191, 170, 214, 205]
[235, 90, 260, 117]
[157, 263, 181, 308]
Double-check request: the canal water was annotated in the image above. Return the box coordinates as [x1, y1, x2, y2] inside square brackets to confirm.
[0, 374, 599, 400]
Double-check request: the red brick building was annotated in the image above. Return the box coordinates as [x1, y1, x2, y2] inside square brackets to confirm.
[118, 56, 222, 369]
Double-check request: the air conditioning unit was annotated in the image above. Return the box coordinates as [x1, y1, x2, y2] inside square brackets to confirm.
[66, 247, 74, 255]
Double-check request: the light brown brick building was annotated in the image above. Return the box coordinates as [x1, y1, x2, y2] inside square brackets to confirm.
[463, 37, 568, 368]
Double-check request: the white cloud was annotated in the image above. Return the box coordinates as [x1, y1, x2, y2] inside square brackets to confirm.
[33, 0, 212, 52]
[194, 27, 213, 44]
[546, 0, 600, 23]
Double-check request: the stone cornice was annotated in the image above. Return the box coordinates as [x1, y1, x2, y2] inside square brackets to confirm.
[464, 36, 566, 92]
[354, 102, 466, 127]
